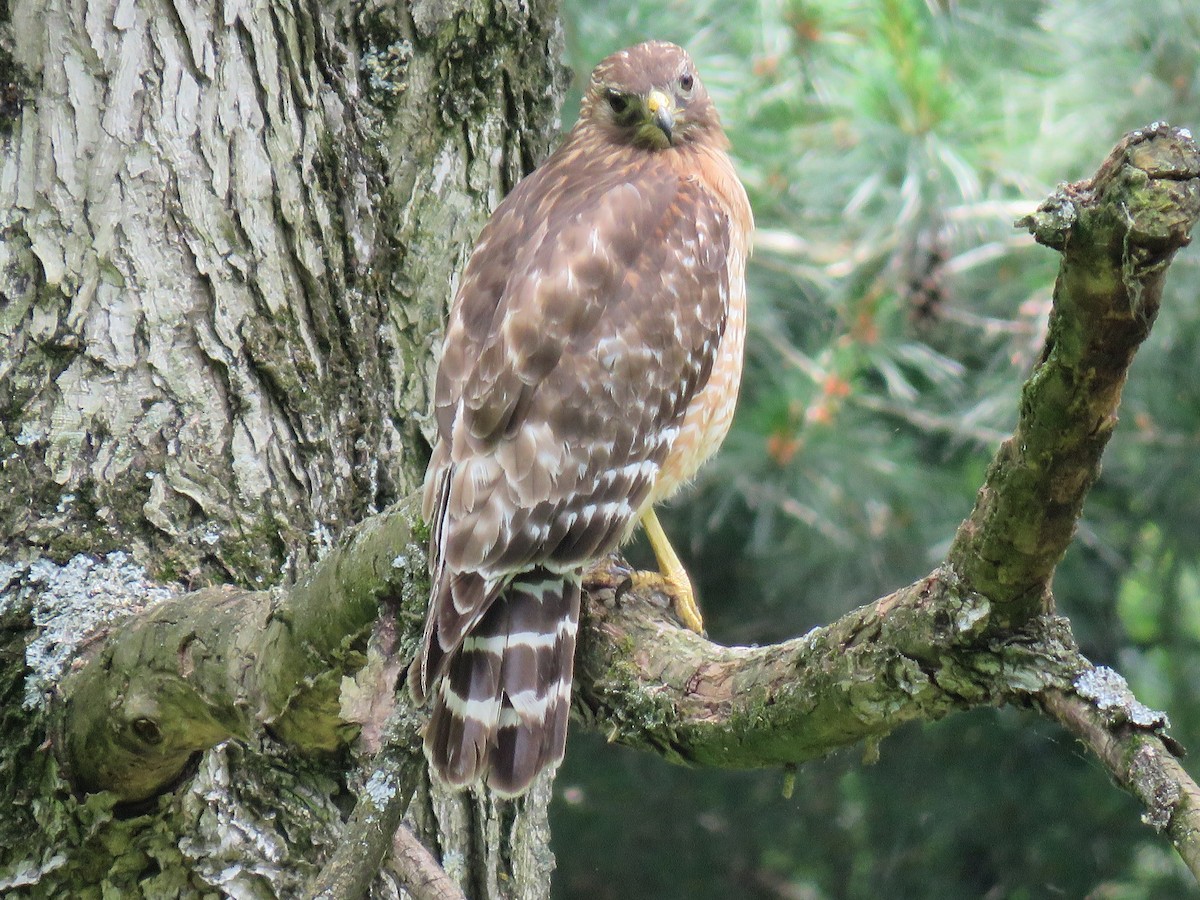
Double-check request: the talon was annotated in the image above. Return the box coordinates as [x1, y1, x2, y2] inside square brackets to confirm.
[613, 574, 635, 602]
[583, 554, 633, 594]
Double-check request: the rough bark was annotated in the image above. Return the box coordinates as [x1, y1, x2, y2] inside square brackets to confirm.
[0, 0, 567, 895]
[2, 0, 407, 584]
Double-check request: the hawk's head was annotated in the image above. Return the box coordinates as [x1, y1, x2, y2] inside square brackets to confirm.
[581, 41, 724, 151]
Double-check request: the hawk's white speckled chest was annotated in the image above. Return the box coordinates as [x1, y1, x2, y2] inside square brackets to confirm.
[643, 142, 752, 509]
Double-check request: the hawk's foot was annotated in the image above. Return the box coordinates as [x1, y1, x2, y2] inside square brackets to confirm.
[637, 507, 706, 634]
[628, 568, 705, 634]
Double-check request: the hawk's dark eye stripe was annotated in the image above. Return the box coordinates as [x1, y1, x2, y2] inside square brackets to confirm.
[605, 90, 629, 114]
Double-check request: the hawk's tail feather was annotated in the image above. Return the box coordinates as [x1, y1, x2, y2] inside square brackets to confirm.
[423, 567, 581, 797]
[409, 569, 493, 705]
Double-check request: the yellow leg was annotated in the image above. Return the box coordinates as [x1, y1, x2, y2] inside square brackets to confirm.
[632, 507, 705, 633]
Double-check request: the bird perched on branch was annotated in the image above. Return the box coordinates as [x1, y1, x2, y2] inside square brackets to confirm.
[410, 40, 753, 797]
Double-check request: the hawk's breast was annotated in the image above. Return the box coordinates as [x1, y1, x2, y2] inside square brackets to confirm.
[643, 145, 752, 508]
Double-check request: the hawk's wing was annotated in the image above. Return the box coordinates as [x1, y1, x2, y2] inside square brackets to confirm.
[416, 148, 733, 692]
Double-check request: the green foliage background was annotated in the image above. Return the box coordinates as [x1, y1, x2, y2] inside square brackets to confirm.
[550, 1, 1200, 897]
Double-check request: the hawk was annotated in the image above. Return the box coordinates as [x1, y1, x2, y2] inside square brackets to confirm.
[410, 41, 753, 797]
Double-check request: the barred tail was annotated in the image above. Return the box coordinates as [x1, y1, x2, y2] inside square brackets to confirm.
[423, 568, 581, 797]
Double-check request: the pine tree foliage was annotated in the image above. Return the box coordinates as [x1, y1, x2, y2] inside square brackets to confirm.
[553, 2, 1200, 896]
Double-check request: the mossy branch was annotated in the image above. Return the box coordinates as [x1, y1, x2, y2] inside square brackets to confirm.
[574, 565, 1081, 767]
[577, 575, 1200, 881]
[56, 500, 427, 802]
[949, 122, 1200, 626]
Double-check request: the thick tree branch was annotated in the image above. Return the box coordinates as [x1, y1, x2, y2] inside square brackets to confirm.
[949, 123, 1200, 626]
[57, 500, 426, 802]
[575, 565, 1080, 767]
[577, 123, 1200, 758]
[573, 123, 1200, 873]
[577, 568, 1199, 878]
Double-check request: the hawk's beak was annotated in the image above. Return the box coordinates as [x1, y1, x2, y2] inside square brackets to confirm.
[646, 89, 675, 142]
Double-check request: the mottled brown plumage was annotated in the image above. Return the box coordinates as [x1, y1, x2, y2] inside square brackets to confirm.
[412, 41, 753, 797]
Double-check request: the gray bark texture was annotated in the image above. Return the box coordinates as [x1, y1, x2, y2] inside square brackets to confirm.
[0, 0, 567, 895]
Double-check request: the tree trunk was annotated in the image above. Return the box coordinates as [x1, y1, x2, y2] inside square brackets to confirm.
[0, 0, 566, 895]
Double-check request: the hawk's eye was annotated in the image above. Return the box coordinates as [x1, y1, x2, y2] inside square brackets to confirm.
[605, 90, 629, 114]
[679, 72, 694, 93]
